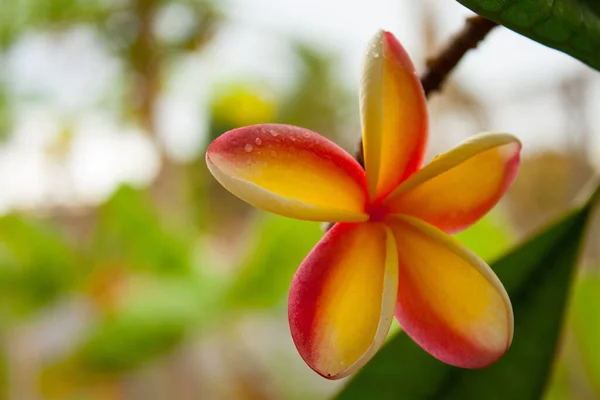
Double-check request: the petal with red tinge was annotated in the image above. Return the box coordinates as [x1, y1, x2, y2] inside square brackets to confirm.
[289, 222, 398, 379]
[206, 124, 369, 222]
[384, 133, 521, 233]
[387, 215, 513, 368]
[361, 30, 428, 201]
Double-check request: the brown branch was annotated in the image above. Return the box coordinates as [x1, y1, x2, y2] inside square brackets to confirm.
[325, 16, 498, 231]
[421, 16, 498, 97]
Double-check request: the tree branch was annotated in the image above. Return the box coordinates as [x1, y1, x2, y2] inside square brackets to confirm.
[421, 15, 498, 97]
[326, 16, 498, 231]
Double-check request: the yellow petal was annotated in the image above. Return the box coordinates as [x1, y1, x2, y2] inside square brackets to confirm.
[387, 215, 513, 368]
[289, 222, 398, 379]
[384, 133, 521, 233]
[361, 31, 428, 201]
[206, 124, 369, 222]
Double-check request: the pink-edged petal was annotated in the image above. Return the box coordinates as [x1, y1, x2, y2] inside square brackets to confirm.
[383, 133, 521, 233]
[206, 124, 369, 222]
[361, 30, 428, 201]
[289, 222, 398, 379]
[387, 215, 513, 368]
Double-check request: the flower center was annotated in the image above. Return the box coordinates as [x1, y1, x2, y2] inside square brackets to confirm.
[366, 202, 389, 222]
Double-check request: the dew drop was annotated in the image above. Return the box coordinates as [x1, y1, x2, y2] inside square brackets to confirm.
[255, 137, 262, 145]
[303, 132, 310, 138]
[269, 130, 279, 137]
[244, 144, 253, 152]
[373, 52, 379, 58]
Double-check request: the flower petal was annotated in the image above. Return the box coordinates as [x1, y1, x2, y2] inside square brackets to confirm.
[289, 222, 398, 379]
[387, 215, 513, 368]
[361, 30, 428, 201]
[384, 133, 521, 233]
[206, 124, 369, 222]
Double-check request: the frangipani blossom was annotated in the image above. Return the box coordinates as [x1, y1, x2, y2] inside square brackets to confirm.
[206, 30, 521, 380]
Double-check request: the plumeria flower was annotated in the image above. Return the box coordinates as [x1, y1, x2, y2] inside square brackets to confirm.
[206, 30, 521, 379]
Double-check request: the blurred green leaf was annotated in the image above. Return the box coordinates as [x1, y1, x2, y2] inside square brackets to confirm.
[93, 185, 192, 275]
[336, 186, 598, 400]
[0, 215, 80, 317]
[0, 84, 11, 143]
[278, 42, 353, 140]
[571, 273, 600, 397]
[455, 213, 514, 261]
[78, 275, 203, 373]
[0, 0, 107, 49]
[544, 359, 572, 400]
[226, 214, 322, 310]
[456, 0, 600, 71]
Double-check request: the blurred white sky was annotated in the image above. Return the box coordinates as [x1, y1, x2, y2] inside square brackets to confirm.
[1, 0, 599, 213]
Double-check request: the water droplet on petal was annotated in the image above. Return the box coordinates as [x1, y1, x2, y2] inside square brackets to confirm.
[244, 144, 253, 152]
[303, 132, 310, 138]
[373, 52, 379, 58]
[255, 137, 262, 145]
[269, 130, 278, 137]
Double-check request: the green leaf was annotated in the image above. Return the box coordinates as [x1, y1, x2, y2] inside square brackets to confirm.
[455, 213, 514, 262]
[543, 358, 572, 400]
[456, 0, 600, 71]
[225, 214, 322, 310]
[93, 185, 192, 275]
[0, 215, 81, 317]
[571, 274, 600, 396]
[78, 276, 201, 373]
[0, 0, 107, 49]
[335, 189, 597, 399]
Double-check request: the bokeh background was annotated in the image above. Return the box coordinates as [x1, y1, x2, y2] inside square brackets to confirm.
[1, 0, 600, 399]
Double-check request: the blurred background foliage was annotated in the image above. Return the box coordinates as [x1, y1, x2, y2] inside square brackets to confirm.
[0, 0, 599, 399]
